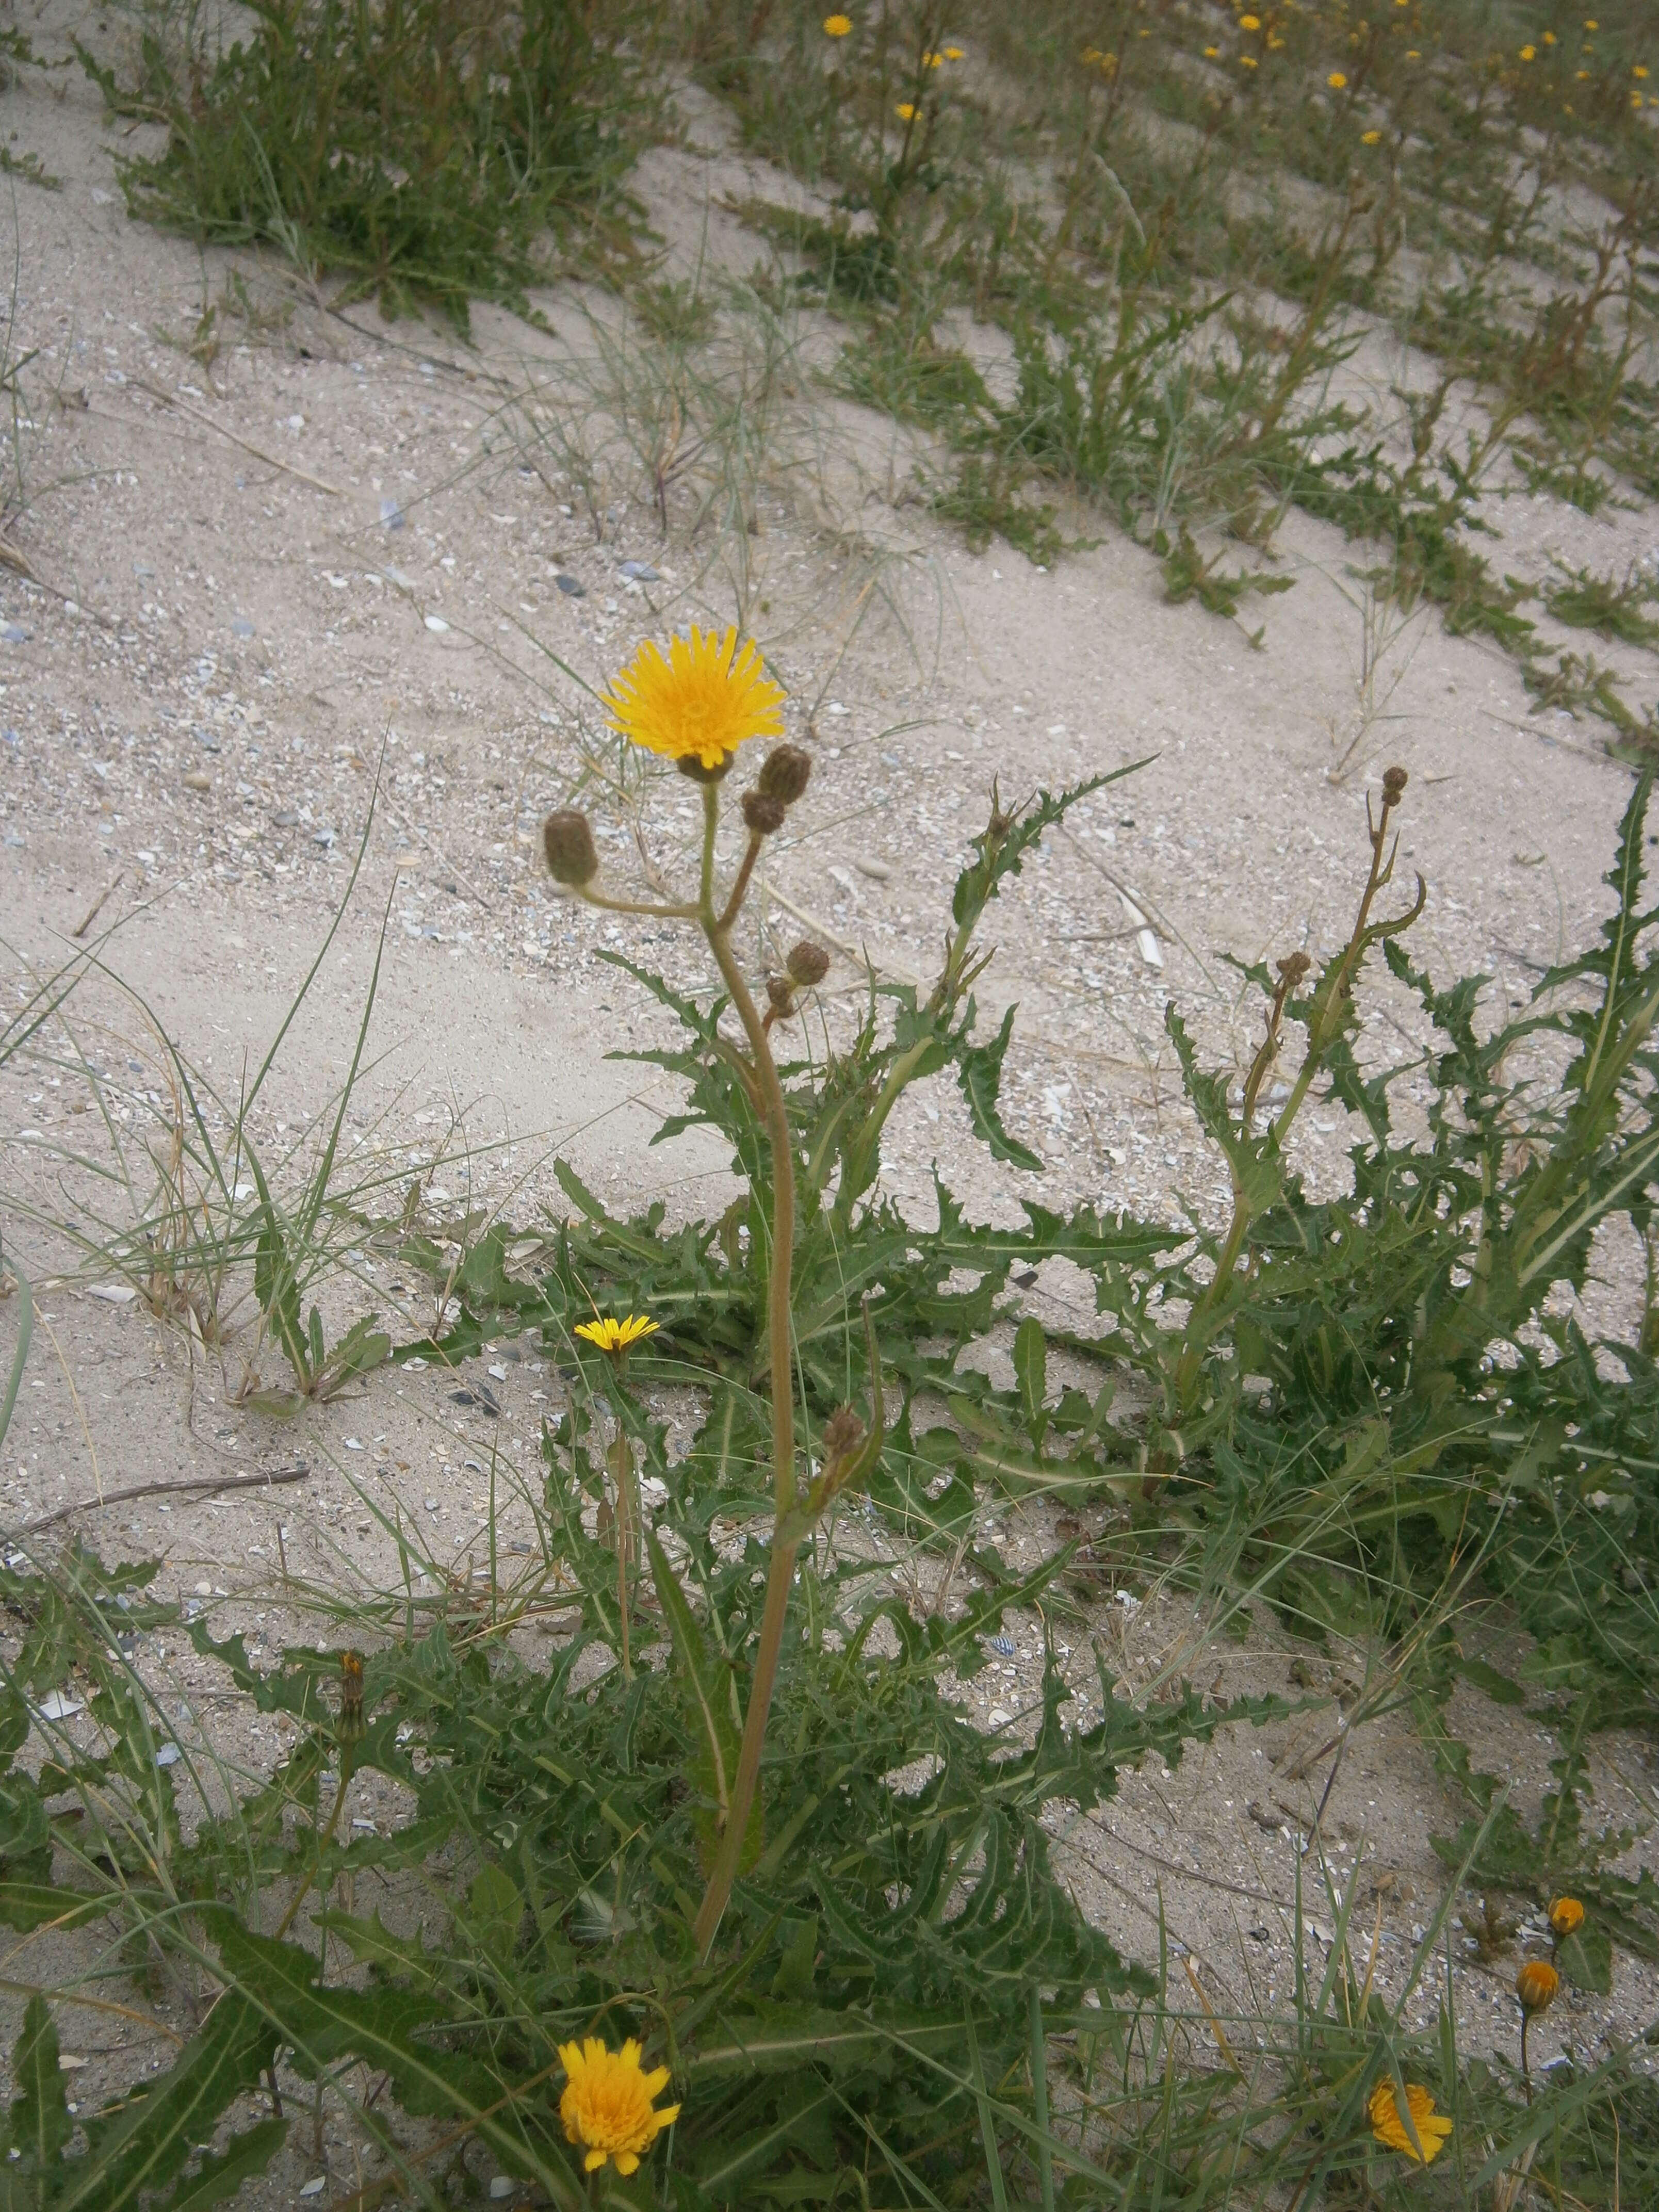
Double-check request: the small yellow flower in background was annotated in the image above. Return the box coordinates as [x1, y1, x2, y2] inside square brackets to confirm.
[1576, 67, 1590, 77]
[1635, 64, 1650, 78]
[1584, 18, 1598, 27]
[1631, 91, 1643, 106]
[1517, 1958, 1560, 2013]
[1239, 12, 1260, 27]
[1549, 1896, 1585, 1938]
[1543, 29, 1556, 42]
[1204, 43, 1220, 55]
[558, 2038, 679, 2176]
[943, 46, 965, 59]
[896, 100, 918, 119]
[1369, 2080, 1452, 2165]
[1362, 126, 1382, 141]
[1407, 47, 1420, 58]
[602, 627, 784, 773]
[1328, 70, 1348, 87]
[1240, 52, 1258, 66]
[822, 13, 852, 35]
[1520, 44, 1536, 60]
[575, 1314, 661, 1356]
[923, 50, 944, 66]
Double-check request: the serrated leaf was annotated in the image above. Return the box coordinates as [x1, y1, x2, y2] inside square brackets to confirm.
[6, 1994, 70, 2172]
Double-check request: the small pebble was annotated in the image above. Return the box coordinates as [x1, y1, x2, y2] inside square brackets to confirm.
[424, 614, 449, 632]
[554, 574, 585, 596]
[619, 560, 659, 582]
[230, 617, 254, 638]
[182, 770, 212, 791]
[380, 496, 405, 529]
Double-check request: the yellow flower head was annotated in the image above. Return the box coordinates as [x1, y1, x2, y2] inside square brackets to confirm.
[1240, 52, 1258, 66]
[1407, 47, 1420, 57]
[1204, 42, 1220, 55]
[1549, 1896, 1586, 1938]
[1520, 43, 1536, 59]
[822, 13, 852, 35]
[1328, 69, 1348, 86]
[1636, 65, 1650, 78]
[558, 2038, 679, 2177]
[1239, 13, 1260, 27]
[602, 627, 784, 772]
[942, 45, 964, 59]
[1544, 30, 1556, 42]
[1517, 1958, 1560, 2013]
[896, 100, 918, 118]
[1362, 126, 1382, 141]
[1584, 16, 1598, 25]
[1369, 2080, 1452, 2165]
[574, 1314, 660, 1357]
[923, 48, 944, 66]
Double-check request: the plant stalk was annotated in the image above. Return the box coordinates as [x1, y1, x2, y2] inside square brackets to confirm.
[692, 779, 799, 1956]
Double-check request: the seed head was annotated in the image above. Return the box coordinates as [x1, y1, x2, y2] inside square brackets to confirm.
[757, 744, 813, 805]
[543, 809, 599, 886]
[767, 975, 797, 1018]
[1277, 951, 1312, 988]
[1382, 765, 1408, 801]
[786, 940, 831, 987]
[742, 790, 788, 836]
[1516, 1958, 1559, 2013]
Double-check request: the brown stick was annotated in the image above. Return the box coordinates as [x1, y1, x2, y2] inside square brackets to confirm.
[4, 1461, 310, 1539]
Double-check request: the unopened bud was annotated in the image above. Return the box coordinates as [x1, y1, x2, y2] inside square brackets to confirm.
[742, 790, 787, 836]
[1277, 951, 1312, 988]
[757, 744, 812, 805]
[767, 975, 797, 1019]
[543, 809, 598, 886]
[786, 940, 830, 987]
[821, 1405, 866, 1462]
[1382, 765, 1408, 801]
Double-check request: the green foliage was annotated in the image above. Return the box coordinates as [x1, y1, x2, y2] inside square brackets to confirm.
[77, 0, 636, 330]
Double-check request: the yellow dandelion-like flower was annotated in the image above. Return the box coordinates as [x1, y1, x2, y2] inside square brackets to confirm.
[1369, 2081, 1452, 2165]
[558, 2038, 679, 2177]
[574, 1314, 660, 1357]
[1520, 43, 1536, 59]
[1239, 12, 1260, 27]
[1328, 69, 1348, 86]
[1576, 66, 1590, 76]
[1407, 47, 1420, 58]
[1584, 15, 1598, 25]
[896, 100, 918, 118]
[1631, 90, 1643, 105]
[1544, 30, 1556, 43]
[601, 627, 784, 772]
[1362, 126, 1382, 141]
[1240, 52, 1258, 66]
[923, 49, 944, 66]
[1204, 42, 1220, 55]
[822, 12, 852, 35]
[942, 45, 964, 59]
[1549, 1896, 1585, 1938]
[1635, 64, 1650, 78]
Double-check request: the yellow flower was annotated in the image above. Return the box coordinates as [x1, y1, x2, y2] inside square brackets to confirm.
[1328, 69, 1348, 86]
[1239, 12, 1260, 27]
[1407, 47, 1420, 58]
[1517, 1958, 1560, 2013]
[558, 2038, 679, 2177]
[896, 100, 917, 118]
[1584, 16, 1598, 25]
[602, 627, 784, 772]
[574, 1314, 660, 1356]
[942, 45, 964, 59]
[1543, 30, 1556, 42]
[1549, 1896, 1585, 1938]
[1362, 126, 1382, 140]
[1204, 42, 1220, 55]
[822, 12, 852, 34]
[923, 49, 944, 66]
[1369, 2080, 1452, 2165]
[1576, 67, 1590, 77]
[1635, 65, 1650, 78]
[1240, 52, 1258, 66]
[1520, 44, 1536, 60]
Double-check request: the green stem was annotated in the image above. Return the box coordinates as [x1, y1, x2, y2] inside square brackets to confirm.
[609, 1426, 632, 1681]
[693, 779, 799, 1957]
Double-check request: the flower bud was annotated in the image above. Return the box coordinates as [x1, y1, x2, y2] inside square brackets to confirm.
[821, 1405, 866, 1462]
[543, 809, 598, 886]
[1548, 1896, 1585, 1939]
[767, 975, 797, 1019]
[757, 744, 812, 805]
[1516, 1959, 1559, 2013]
[1277, 951, 1312, 988]
[786, 940, 830, 987]
[742, 790, 787, 836]
[1382, 765, 1408, 801]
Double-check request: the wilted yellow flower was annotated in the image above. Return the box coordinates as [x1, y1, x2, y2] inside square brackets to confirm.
[1517, 1959, 1560, 2013]
[1369, 2081, 1451, 2165]
[822, 12, 852, 34]
[1328, 69, 1348, 86]
[1549, 1896, 1585, 1938]
[896, 100, 917, 118]
[602, 627, 784, 772]
[558, 2038, 679, 2177]
[574, 1314, 660, 1356]
[1362, 126, 1382, 141]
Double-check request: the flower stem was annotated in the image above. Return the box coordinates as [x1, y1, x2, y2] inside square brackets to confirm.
[692, 779, 799, 1956]
[609, 1425, 633, 1681]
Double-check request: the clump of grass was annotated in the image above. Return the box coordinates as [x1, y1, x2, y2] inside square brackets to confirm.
[76, 0, 639, 329]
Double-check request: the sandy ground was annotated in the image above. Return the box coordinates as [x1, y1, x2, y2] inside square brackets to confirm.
[2, 12, 1658, 2199]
